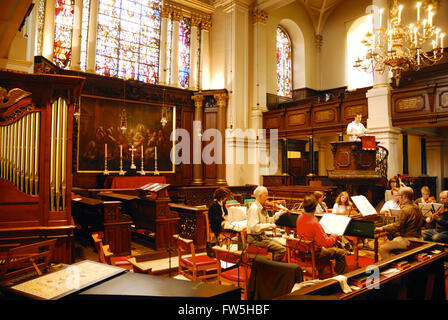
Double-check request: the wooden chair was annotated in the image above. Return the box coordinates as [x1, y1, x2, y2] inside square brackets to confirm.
[91, 232, 133, 271]
[286, 238, 334, 280]
[173, 234, 217, 281]
[213, 245, 251, 300]
[247, 243, 272, 261]
[126, 257, 152, 274]
[0, 239, 56, 285]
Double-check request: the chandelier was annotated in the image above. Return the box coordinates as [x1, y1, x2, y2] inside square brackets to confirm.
[354, 0, 445, 86]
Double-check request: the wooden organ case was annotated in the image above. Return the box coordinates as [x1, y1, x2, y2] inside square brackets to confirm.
[0, 70, 85, 264]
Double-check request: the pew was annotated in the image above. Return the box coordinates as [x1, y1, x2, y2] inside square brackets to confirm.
[71, 197, 132, 256]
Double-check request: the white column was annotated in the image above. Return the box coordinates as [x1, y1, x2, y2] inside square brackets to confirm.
[158, 6, 170, 85]
[223, 0, 250, 185]
[42, 0, 56, 61]
[250, 9, 268, 185]
[169, 10, 182, 87]
[71, 0, 83, 70]
[188, 16, 201, 90]
[200, 19, 211, 90]
[372, 0, 389, 88]
[86, 0, 98, 73]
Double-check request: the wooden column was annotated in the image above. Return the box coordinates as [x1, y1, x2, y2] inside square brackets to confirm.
[421, 136, 427, 175]
[403, 133, 409, 174]
[192, 95, 204, 185]
[214, 93, 228, 185]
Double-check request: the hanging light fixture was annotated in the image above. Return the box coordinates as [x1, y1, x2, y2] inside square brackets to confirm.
[354, 0, 445, 86]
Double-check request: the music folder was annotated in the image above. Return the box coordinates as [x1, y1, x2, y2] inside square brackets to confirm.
[351, 195, 377, 216]
[418, 203, 443, 218]
[319, 214, 351, 236]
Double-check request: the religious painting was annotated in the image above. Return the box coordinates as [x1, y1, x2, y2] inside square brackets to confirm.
[77, 95, 175, 173]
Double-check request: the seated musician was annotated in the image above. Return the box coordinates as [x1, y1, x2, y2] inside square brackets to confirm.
[422, 190, 448, 244]
[332, 191, 353, 214]
[247, 186, 288, 261]
[208, 187, 233, 242]
[314, 191, 328, 214]
[415, 186, 436, 204]
[375, 187, 424, 260]
[380, 187, 401, 216]
[384, 177, 398, 202]
[296, 195, 347, 275]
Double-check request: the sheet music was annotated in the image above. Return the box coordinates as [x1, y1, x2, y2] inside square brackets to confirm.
[351, 195, 377, 216]
[418, 203, 443, 218]
[227, 206, 247, 223]
[389, 209, 402, 218]
[319, 214, 351, 236]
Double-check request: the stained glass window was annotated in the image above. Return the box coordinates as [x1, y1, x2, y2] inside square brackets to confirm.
[53, 0, 75, 69]
[276, 26, 292, 98]
[95, 0, 161, 84]
[178, 17, 191, 89]
[80, 0, 90, 71]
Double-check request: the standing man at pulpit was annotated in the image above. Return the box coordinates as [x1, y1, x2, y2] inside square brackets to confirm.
[346, 114, 369, 141]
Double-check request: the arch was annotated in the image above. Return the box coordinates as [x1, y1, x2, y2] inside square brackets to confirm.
[278, 19, 306, 94]
[346, 15, 373, 90]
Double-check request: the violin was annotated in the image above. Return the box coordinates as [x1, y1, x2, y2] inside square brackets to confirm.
[263, 200, 292, 213]
[426, 206, 448, 223]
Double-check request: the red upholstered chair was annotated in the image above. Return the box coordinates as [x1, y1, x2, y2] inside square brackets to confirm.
[173, 234, 217, 281]
[92, 232, 132, 271]
[247, 243, 272, 261]
[286, 238, 334, 280]
[213, 245, 251, 300]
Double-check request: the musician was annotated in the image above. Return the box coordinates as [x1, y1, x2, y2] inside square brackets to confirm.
[384, 177, 398, 202]
[422, 190, 448, 244]
[346, 113, 369, 141]
[313, 191, 328, 214]
[415, 186, 436, 204]
[208, 187, 233, 240]
[375, 187, 424, 260]
[380, 187, 401, 216]
[296, 195, 347, 275]
[332, 191, 353, 214]
[247, 186, 288, 261]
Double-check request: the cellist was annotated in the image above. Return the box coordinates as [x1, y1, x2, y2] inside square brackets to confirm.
[422, 190, 448, 244]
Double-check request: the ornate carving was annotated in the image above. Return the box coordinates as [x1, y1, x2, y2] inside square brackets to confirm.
[252, 9, 268, 24]
[191, 16, 202, 27]
[0, 87, 32, 110]
[191, 95, 205, 108]
[201, 19, 212, 31]
[161, 6, 172, 19]
[171, 9, 183, 22]
[213, 93, 228, 107]
[315, 34, 323, 48]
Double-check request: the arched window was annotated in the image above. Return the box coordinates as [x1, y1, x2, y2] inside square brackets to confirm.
[53, 0, 75, 69]
[95, 0, 161, 84]
[276, 26, 292, 98]
[347, 15, 373, 90]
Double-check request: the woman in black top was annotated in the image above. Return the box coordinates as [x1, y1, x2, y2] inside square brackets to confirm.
[208, 187, 233, 239]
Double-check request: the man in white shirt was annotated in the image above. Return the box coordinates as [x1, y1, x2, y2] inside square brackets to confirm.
[346, 114, 368, 141]
[380, 187, 401, 215]
[247, 186, 288, 261]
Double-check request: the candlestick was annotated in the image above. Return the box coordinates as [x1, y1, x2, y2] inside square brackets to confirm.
[103, 143, 109, 175]
[398, 5, 403, 25]
[154, 146, 159, 175]
[155, 146, 157, 160]
[129, 145, 137, 169]
[119, 144, 125, 175]
[140, 145, 145, 175]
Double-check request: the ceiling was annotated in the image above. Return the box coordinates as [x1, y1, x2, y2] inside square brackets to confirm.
[0, 0, 33, 59]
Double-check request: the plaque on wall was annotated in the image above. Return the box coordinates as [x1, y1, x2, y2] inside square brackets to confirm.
[396, 96, 425, 112]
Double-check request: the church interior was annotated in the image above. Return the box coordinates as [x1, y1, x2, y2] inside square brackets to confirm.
[1, 0, 448, 301]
